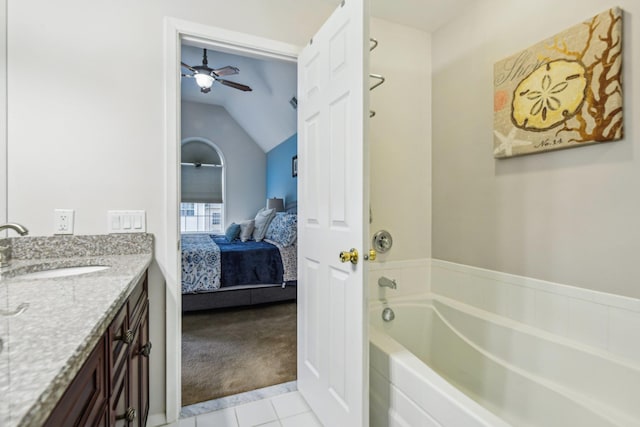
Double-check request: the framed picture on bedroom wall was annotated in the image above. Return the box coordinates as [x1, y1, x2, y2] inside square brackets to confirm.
[292, 155, 298, 177]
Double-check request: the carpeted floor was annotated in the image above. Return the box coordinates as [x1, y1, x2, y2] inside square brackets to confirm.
[181, 301, 297, 407]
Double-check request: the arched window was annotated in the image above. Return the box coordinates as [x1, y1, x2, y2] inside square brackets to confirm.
[180, 138, 225, 233]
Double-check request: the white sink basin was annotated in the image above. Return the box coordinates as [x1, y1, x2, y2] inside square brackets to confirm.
[19, 265, 110, 279]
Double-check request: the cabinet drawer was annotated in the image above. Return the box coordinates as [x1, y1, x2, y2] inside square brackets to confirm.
[128, 272, 148, 330]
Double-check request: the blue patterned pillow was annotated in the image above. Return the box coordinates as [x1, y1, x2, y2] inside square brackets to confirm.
[265, 213, 297, 247]
[225, 223, 240, 241]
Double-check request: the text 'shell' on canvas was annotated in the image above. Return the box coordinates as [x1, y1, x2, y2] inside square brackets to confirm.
[493, 8, 623, 158]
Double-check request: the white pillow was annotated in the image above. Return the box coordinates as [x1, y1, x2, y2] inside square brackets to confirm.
[252, 208, 276, 242]
[239, 220, 255, 242]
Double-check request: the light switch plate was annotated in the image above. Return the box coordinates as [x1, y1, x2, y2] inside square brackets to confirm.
[108, 210, 146, 233]
[54, 209, 74, 235]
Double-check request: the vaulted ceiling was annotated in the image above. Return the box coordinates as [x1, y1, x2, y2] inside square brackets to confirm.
[181, 45, 297, 153]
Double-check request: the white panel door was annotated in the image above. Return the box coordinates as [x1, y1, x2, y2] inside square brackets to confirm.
[297, 0, 369, 426]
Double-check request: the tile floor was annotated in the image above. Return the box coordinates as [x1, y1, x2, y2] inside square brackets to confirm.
[179, 391, 323, 427]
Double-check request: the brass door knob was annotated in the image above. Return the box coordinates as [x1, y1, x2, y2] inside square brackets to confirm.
[364, 249, 376, 261]
[339, 248, 358, 265]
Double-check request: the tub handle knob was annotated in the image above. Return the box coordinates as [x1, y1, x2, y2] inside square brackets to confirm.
[339, 248, 358, 265]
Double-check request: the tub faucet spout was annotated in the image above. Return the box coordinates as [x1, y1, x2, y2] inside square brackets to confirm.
[378, 276, 397, 289]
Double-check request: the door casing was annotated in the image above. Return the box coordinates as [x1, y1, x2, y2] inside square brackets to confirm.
[163, 18, 299, 424]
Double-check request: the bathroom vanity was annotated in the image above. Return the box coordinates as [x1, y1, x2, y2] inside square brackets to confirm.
[45, 271, 149, 426]
[0, 234, 153, 427]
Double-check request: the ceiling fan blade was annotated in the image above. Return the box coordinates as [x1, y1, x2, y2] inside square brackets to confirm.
[181, 62, 196, 72]
[217, 79, 253, 92]
[212, 65, 239, 76]
[181, 73, 193, 78]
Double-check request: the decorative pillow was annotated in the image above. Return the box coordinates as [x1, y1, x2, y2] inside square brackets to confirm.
[225, 223, 240, 242]
[265, 213, 297, 247]
[252, 208, 276, 242]
[239, 220, 255, 242]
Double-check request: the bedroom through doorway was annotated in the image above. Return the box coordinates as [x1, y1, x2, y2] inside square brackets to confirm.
[179, 41, 299, 410]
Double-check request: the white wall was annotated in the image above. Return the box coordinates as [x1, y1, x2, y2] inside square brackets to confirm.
[432, 0, 640, 298]
[7, 2, 431, 421]
[0, 0, 5, 229]
[182, 101, 266, 224]
[6, 0, 334, 421]
[369, 17, 431, 263]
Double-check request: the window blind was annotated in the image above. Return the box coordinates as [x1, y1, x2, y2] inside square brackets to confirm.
[181, 164, 223, 203]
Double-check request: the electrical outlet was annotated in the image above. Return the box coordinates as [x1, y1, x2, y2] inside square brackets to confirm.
[54, 209, 74, 235]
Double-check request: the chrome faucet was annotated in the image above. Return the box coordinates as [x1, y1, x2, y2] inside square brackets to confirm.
[0, 223, 29, 236]
[378, 276, 397, 289]
[0, 223, 29, 268]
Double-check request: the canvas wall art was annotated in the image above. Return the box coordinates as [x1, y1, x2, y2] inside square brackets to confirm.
[493, 8, 623, 158]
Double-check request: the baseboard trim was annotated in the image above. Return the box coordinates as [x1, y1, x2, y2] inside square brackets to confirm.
[147, 412, 168, 426]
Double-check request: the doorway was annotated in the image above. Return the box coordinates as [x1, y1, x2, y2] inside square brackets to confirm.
[165, 3, 370, 423]
[163, 20, 301, 421]
[179, 42, 299, 409]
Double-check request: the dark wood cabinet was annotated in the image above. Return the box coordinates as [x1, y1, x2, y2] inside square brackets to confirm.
[130, 302, 150, 426]
[46, 271, 150, 426]
[43, 337, 107, 427]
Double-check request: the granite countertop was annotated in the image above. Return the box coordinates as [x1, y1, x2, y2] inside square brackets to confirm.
[0, 234, 153, 427]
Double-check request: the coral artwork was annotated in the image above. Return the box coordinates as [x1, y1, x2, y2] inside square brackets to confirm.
[493, 8, 623, 158]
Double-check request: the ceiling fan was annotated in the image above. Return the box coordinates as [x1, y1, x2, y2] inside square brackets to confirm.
[181, 49, 253, 94]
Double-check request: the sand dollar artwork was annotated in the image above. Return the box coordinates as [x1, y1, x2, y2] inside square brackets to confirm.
[512, 59, 587, 131]
[493, 8, 623, 158]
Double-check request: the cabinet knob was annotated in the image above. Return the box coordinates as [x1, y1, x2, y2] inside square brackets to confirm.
[116, 407, 136, 422]
[139, 342, 152, 357]
[115, 329, 134, 345]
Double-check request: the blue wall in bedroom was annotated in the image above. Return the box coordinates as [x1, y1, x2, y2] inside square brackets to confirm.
[267, 133, 297, 207]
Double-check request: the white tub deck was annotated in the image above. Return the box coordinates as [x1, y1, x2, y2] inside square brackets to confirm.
[369, 294, 640, 427]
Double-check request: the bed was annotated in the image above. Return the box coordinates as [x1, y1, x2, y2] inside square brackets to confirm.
[181, 211, 297, 312]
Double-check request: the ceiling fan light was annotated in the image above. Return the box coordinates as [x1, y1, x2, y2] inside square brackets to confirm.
[194, 73, 214, 90]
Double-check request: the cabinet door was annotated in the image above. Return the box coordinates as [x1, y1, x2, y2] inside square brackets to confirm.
[129, 302, 150, 427]
[129, 324, 141, 427]
[110, 360, 129, 427]
[44, 337, 107, 427]
[97, 406, 109, 427]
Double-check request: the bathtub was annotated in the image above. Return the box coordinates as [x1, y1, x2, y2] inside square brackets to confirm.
[369, 295, 640, 427]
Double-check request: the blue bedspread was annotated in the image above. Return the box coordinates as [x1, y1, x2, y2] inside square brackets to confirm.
[211, 236, 284, 287]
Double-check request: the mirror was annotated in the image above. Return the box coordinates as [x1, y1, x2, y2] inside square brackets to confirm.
[0, 0, 7, 226]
